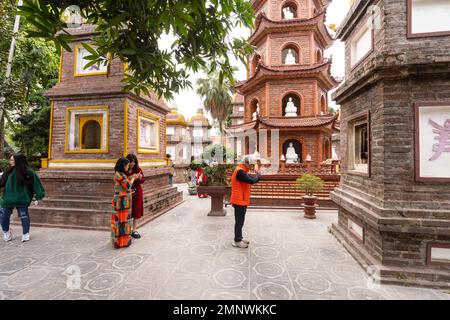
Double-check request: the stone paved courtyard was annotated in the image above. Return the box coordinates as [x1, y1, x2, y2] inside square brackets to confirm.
[0, 184, 449, 300]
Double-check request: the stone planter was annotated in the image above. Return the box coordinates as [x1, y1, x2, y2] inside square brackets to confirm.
[197, 185, 231, 216]
[303, 196, 318, 219]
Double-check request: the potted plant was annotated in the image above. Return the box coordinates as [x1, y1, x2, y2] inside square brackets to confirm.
[196, 144, 236, 216]
[295, 174, 324, 219]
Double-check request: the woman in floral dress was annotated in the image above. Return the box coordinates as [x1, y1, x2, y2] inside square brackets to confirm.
[112, 158, 137, 249]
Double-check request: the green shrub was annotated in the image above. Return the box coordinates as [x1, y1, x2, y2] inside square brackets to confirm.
[295, 174, 324, 197]
[201, 163, 236, 186]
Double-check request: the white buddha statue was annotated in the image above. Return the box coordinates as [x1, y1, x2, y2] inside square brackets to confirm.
[285, 143, 299, 164]
[252, 103, 260, 121]
[284, 49, 296, 65]
[283, 7, 294, 20]
[285, 97, 298, 117]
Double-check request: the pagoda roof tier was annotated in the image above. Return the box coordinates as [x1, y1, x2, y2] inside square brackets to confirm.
[235, 59, 340, 94]
[166, 107, 189, 126]
[249, 11, 334, 49]
[226, 114, 337, 134]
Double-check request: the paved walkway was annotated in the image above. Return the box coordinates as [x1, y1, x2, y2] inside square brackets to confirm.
[0, 184, 449, 300]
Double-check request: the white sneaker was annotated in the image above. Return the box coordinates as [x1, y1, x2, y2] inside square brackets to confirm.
[22, 233, 30, 242]
[3, 231, 12, 242]
[232, 241, 249, 249]
[242, 239, 250, 245]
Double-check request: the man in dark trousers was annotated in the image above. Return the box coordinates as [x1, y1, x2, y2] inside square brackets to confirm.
[230, 155, 261, 248]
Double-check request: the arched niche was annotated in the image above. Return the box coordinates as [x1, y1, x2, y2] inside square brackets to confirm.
[323, 138, 331, 160]
[81, 120, 101, 149]
[282, 93, 301, 116]
[282, 2, 298, 19]
[249, 99, 260, 121]
[320, 95, 327, 114]
[282, 139, 302, 163]
[316, 50, 323, 63]
[282, 45, 299, 65]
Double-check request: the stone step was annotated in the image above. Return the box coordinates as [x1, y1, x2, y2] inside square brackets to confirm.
[24, 191, 184, 231]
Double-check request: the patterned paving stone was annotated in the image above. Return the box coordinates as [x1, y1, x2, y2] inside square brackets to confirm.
[252, 281, 294, 300]
[159, 274, 207, 300]
[251, 246, 280, 260]
[111, 284, 153, 300]
[6, 267, 51, 289]
[347, 287, 388, 300]
[0, 290, 23, 300]
[202, 289, 250, 300]
[83, 271, 124, 295]
[110, 253, 147, 271]
[252, 262, 286, 279]
[218, 251, 249, 267]
[212, 268, 249, 290]
[0, 185, 446, 300]
[0, 257, 36, 276]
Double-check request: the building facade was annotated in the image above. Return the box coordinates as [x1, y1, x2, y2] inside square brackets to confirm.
[166, 106, 191, 183]
[331, 0, 450, 288]
[188, 108, 212, 159]
[230, 93, 245, 126]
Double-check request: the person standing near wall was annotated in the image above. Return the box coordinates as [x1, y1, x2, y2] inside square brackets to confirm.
[0, 154, 45, 242]
[126, 154, 145, 239]
[230, 155, 261, 249]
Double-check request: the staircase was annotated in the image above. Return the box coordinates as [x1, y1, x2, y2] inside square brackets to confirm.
[26, 186, 183, 231]
[14, 167, 183, 231]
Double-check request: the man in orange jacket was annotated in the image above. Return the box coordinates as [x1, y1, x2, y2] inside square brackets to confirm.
[230, 155, 261, 248]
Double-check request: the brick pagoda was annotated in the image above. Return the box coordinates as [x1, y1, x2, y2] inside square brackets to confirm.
[228, 0, 340, 207]
[331, 0, 450, 288]
[28, 25, 183, 230]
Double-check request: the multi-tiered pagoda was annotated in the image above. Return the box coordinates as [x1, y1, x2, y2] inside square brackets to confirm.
[227, 0, 340, 206]
[229, 0, 339, 168]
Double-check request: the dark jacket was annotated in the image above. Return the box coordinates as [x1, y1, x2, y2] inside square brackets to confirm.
[1, 168, 45, 208]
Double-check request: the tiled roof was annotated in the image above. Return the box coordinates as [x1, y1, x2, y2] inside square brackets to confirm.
[226, 114, 336, 133]
[249, 11, 333, 48]
[166, 108, 188, 126]
[259, 115, 337, 127]
[235, 60, 340, 92]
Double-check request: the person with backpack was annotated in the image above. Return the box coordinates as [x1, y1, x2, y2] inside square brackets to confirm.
[0, 154, 45, 242]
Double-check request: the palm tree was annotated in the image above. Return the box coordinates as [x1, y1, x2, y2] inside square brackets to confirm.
[196, 70, 233, 141]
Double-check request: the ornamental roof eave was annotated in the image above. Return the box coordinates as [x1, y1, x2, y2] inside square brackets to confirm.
[235, 60, 340, 94]
[249, 11, 334, 49]
[226, 114, 337, 134]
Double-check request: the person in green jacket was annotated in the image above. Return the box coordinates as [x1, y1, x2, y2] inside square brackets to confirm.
[0, 154, 45, 242]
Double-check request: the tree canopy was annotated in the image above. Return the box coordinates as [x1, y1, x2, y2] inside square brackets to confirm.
[0, 0, 59, 161]
[196, 68, 234, 137]
[18, 0, 255, 100]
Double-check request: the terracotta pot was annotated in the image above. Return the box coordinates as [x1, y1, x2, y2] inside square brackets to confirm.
[303, 195, 317, 219]
[196, 185, 231, 216]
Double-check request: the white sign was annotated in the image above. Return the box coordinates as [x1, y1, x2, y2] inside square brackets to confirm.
[417, 104, 450, 180]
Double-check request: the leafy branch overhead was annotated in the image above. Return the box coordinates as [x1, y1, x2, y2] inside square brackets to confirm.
[17, 0, 256, 100]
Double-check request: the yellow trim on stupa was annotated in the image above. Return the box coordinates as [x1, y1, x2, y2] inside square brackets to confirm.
[166, 107, 189, 126]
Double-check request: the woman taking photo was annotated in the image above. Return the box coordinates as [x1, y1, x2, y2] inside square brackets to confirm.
[0, 154, 45, 242]
[112, 157, 138, 249]
[126, 154, 145, 239]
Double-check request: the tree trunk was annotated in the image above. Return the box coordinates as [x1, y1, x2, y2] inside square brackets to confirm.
[219, 120, 226, 146]
[0, 113, 4, 159]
